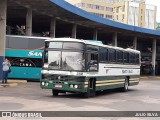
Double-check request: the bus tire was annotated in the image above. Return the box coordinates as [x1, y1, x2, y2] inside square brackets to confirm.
[52, 90, 59, 96]
[121, 77, 129, 92]
[84, 91, 90, 98]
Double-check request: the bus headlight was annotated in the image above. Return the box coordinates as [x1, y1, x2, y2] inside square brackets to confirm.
[45, 82, 49, 86]
[74, 85, 78, 89]
[70, 84, 73, 88]
[41, 82, 45, 86]
[43, 63, 49, 68]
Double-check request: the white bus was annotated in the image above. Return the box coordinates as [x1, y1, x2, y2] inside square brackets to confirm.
[40, 38, 141, 98]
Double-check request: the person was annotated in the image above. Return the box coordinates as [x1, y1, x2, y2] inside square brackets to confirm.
[2, 58, 11, 84]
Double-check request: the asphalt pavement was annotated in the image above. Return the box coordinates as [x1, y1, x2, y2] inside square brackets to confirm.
[0, 77, 160, 120]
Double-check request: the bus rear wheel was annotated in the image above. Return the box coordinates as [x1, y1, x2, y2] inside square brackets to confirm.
[52, 90, 59, 96]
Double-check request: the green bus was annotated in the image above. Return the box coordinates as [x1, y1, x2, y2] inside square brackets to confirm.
[40, 38, 141, 97]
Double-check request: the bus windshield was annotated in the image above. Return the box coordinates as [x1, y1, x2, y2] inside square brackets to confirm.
[44, 41, 85, 71]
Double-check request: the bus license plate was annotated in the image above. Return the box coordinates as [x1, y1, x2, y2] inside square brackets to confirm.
[55, 84, 62, 88]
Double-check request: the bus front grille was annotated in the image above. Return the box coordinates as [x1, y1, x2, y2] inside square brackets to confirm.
[42, 74, 84, 82]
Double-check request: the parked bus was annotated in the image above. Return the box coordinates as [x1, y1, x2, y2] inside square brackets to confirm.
[40, 38, 141, 97]
[6, 35, 49, 80]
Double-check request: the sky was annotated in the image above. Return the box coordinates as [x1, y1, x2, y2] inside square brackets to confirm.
[145, 0, 160, 22]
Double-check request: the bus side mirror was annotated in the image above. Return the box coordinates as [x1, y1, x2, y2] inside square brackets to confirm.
[45, 42, 49, 48]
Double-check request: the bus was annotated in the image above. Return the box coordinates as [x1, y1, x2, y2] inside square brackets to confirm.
[6, 35, 49, 80]
[40, 38, 141, 97]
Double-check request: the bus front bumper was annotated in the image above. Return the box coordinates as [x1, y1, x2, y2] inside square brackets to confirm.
[40, 79, 87, 93]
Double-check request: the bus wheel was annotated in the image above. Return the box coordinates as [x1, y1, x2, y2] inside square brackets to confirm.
[52, 90, 59, 96]
[121, 78, 129, 92]
[84, 91, 90, 98]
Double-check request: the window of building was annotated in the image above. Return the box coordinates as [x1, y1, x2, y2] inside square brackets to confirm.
[96, 5, 99, 10]
[91, 12, 104, 17]
[116, 7, 119, 13]
[87, 4, 91, 8]
[106, 15, 113, 19]
[106, 7, 113, 12]
[122, 6, 125, 12]
[99, 6, 104, 10]
[82, 3, 85, 7]
[75, 3, 85, 8]
[122, 14, 125, 20]
[101, 14, 104, 17]
[141, 9, 143, 14]
[116, 15, 118, 20]
[93, 5, 96, 9]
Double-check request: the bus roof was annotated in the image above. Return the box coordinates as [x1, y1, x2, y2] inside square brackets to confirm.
[45, 38, 140, 54]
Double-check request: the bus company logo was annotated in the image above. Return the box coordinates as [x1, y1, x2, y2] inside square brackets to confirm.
[1, 112, 42, 118]
[2, 112, 12, 118]
[122, 70, 133, 74]
[28, 51, 42, 57]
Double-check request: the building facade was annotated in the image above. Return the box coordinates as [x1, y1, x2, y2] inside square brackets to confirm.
[66, 0, 157, 29]
[66, 0, 114, 19]
[156, 23, 160, 30]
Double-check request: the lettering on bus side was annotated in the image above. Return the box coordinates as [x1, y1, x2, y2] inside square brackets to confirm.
[122, 70, 133, 74]
[77, 72, 83, 76]
[28, 51, 42, 57]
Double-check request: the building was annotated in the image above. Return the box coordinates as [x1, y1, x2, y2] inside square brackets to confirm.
[66, 0, 114, 20]
[156, 23, 160, 30]
[66, 0, 157, 29]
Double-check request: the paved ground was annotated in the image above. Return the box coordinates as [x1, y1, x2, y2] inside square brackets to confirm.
[0, 78, 160, 120]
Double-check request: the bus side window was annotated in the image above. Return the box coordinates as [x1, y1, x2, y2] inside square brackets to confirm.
[136, 54, 140, 64]
[87, 53, 98, 71]
[86, 45, 99, 71]
[117, 50, 123, 63]
[108, 48, 116, 63]
[99, 47, 108, 62]
[91, 54, 98, 62]
[129, 53, 136, 64]
[124, 52, 129, 64]
[89, 53, 98, 65]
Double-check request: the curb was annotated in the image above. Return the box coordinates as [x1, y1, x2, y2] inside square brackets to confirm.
[8, 79, 27, 83]
[140, 76, 160, 79]
[0, 83, 18, 88]
[140, 77, 149, 79]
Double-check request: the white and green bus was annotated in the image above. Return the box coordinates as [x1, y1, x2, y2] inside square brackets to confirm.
[40, 38, 141, 97]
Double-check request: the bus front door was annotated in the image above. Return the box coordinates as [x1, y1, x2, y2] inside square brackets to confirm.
[85, 79, 96, 98]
